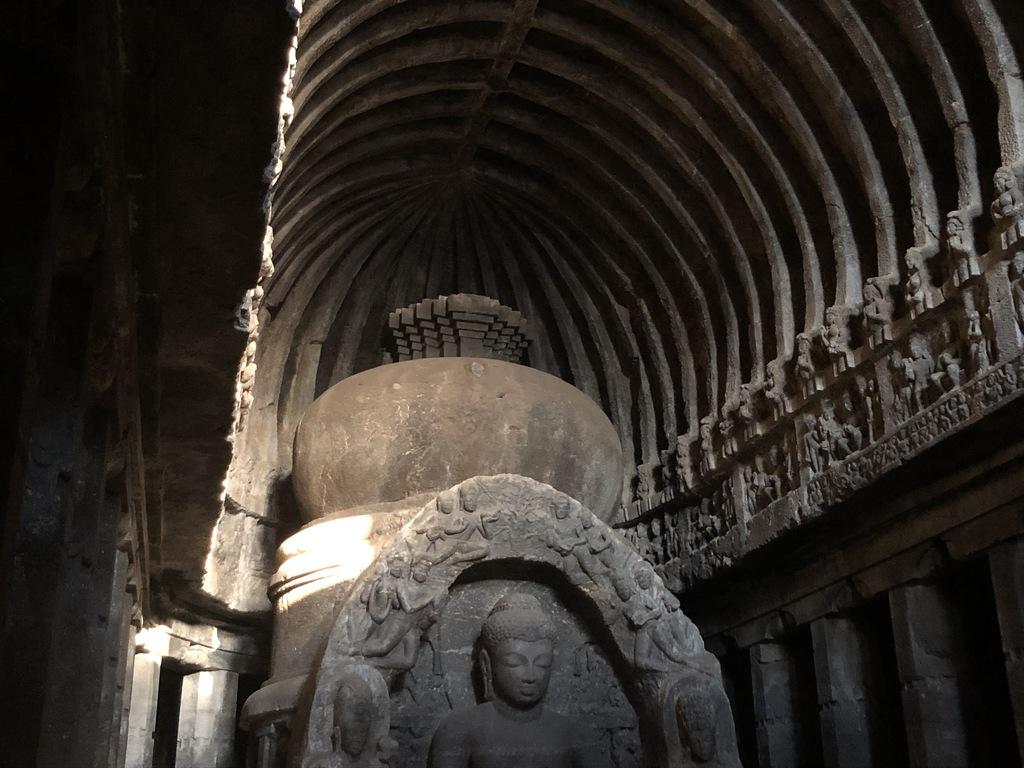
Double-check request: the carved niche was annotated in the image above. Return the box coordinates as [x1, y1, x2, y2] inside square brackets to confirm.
[294, 475, 741, 768]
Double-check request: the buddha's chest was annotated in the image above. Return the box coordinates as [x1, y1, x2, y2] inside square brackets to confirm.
[467, 722, 575, 768]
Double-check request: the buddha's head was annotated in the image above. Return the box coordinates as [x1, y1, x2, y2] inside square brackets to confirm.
[480, 593, 557, 709]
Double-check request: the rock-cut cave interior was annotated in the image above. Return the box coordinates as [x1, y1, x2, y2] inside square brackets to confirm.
[5, 1, 1024, 767]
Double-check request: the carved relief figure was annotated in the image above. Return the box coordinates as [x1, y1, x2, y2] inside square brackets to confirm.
[855, 376, 879, 445]
[966, 309, 991, 374]
[698, 416, 716, 474]
[718, 405, 737, 457]
[622, 563, 702, 672]
[930, 352, 962, 395]
[635, 463, 658, 505]
[992, 167, 1024, 221]
[905, 263, 927, 317]
[831, 394, 864, 460]
[800, 414, 823, 474]
[737, 383, 759, 439]
[795, 333, 819, 395]
[992, 166, 1024, 252]
[742, 466, 759, 519]
[862, 276, 893, 341]
[360, 552, 444, 671]
[545, 498, 592, 585]
[417, 488, 496, 565]
[427, 594, 604, 768]
[1011, 253, 1024, 337]
[903, 335, 935, 414]
[822, 305, 855, 370]
[889, 349, 912, 423]
[946, 211, 980, 286]
[764, 359, 787, 420]
[316, 667, 396, 768]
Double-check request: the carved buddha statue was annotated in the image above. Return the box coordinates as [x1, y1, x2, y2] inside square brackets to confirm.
[428, 593, 604, 768]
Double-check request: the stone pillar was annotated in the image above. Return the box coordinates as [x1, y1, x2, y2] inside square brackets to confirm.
[113, 621, 137, 768]
[176, 670, 238, 768]
[989, 539, 1024, 765]
[124, 651, 162, 768]
[810, 615, 885, 768]
[889, 583, 970, 767]
[176, 673, 199, 766]
[750, 641, 819, 767]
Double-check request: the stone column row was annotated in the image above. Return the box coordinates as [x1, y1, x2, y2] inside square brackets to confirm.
[746, 548, 1024, 768]
[124, 659, 239, 768]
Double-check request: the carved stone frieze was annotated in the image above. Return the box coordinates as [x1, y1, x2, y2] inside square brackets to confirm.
[662, 353, 1024, 588]
[623, 234, 1015, 536]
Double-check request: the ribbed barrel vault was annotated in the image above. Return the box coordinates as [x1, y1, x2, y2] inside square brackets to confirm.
[246, 0, 1024, 508]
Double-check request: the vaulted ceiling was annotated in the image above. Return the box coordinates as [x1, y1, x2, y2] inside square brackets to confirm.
[246, 0, 1023, 507]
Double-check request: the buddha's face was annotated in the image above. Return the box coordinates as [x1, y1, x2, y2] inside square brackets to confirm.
[485, 638, 554, 708]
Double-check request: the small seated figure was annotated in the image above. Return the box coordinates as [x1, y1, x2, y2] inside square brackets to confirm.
[428, 594, 605, 768]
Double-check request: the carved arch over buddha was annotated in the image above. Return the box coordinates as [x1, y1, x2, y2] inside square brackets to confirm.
[294, 475, 740, 768]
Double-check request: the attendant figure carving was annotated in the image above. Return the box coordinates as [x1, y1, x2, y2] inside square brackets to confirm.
[946, 211, 980, 286]
[698, 416, 716, 474]
[855, 376, 879, 445]
[417, 488, 495, 565]
[830, 395, 864, 459]
[862, 276, 894, 343]
[545, 498, 591, 585]
[622, 563, 701, 672]
[801, 414, 823, 474]
[764, 360, 787, 420]
[718, 406, 737, 457]
[905, 263, 927, 317]
[930, 352, 961, 394]
[316, 668, 396, 768]
[822, 306, 854, 369]
[966, 309, 991, 374]
[427, 594, 605, 768]
[903, 335, 935, 414]
[360, 553, 443, 671]
[992, 166, 1024, 251]
[795, 333, 818, 395]
[1011, 253, 1024, 337]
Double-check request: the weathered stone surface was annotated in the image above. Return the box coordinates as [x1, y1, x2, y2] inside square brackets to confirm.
[292, 359, 624, 521]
